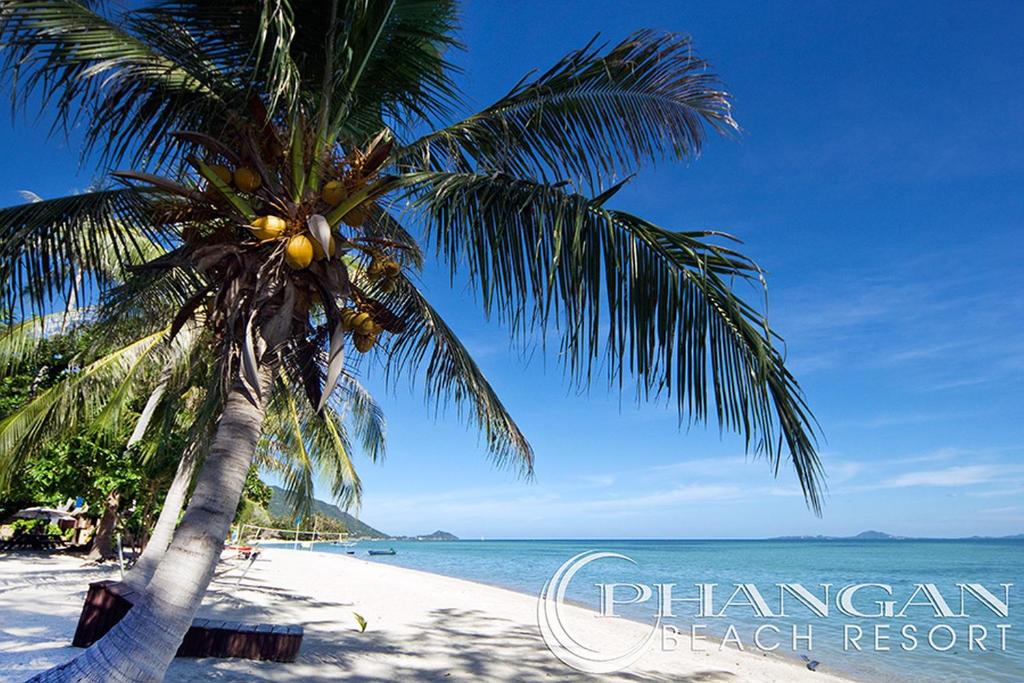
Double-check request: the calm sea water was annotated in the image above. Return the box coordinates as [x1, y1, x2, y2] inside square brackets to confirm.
[295, 538, 1022, 682]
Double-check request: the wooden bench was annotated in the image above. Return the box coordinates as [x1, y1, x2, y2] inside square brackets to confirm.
[0, 532, 67, 551]
[72, 580, 302, 662]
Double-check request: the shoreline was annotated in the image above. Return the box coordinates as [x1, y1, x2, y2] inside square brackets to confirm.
[0, 547, 855, 681]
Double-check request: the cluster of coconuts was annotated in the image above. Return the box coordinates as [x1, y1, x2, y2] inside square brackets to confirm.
[339, 307, 383, 352]
[245, 215, 328, 270]
[240, 169, 399, 353]
[208, 164, 262, 193]
[366, 253, 402, 293]
[241, 173, 373, 270]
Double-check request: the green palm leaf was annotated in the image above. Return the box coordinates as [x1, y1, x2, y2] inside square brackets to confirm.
[0, 188, 162, 318]
[0, 0, 244, 169]
[399, 30, 735, 186]
[408, 171, 822, 510]
[380, 275, 533, 474]
[0, 327, 169, 488]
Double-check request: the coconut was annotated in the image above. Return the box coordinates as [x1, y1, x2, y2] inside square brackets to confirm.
[351, 312, 374, 335]
[381, 259, 401, 277]
[342, 204, 369, 227]
[378, 277, 397, 294]
[367, 258, 384, 278]
[209, 164, 233, 186]
[354, 333, 376, 353]
[340, 308, 358, 331]
[311, 234, 337, 261]
[248, 215, 287, 241]
[322, 180, 347, 206]
[233, 167, 261, 193]
[284, 234, 314, 269]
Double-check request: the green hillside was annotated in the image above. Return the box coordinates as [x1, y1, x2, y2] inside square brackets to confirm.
[267, 485, 389, 538]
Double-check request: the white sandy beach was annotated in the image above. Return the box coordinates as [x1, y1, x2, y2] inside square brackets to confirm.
[0, 548, 852, 682]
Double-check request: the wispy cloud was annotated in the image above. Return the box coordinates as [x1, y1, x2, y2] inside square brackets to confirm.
[879, 465, 1022, 489]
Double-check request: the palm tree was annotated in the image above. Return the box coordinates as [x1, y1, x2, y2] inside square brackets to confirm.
[0, 2, 823, 680]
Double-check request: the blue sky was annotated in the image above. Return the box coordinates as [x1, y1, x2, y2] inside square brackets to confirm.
[2, 1, 1022, 538]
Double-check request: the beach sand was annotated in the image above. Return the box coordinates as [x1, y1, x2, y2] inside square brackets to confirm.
[0, 548, 852, 682]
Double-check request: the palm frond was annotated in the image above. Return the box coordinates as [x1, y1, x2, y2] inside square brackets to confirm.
[335, 0, 461, 139]
[0, 310, 86, 374]
[398, 30, 735, 187]
[262, 367, 369, 516]
[409, 171, 822, 511]
[0, 327, 168, 488]
[0, 0, 245, 169]
[379, 274, 534, 475]
[0, 188, 163, 318]
[335, 374, 386, 464]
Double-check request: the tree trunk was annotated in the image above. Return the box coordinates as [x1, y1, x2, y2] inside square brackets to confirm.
[86, 491, 120, 562]
[120, 356, 181, 590]
[122, 447, 198, 592]
[34, 369, 273, 682]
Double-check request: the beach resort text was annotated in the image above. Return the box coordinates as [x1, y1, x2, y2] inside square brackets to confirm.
[610, 581, 1015, 653]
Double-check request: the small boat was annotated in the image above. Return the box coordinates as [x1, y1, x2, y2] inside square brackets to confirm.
[368, 548, 396, 556]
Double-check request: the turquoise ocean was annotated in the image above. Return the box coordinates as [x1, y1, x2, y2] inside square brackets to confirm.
[297, 538, 1021, 682]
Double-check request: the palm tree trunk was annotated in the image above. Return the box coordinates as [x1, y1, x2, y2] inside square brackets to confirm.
[122, 447, 197, 592]
[85, 491, 120, 562]
[121, 365, 185, 591]
[34, 368, 273, 682]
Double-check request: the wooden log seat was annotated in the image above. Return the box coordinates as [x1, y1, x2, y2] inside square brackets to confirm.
[72, 580, 303, 662]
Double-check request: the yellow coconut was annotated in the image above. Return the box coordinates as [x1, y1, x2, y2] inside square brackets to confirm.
[249, 215, 287, 241]
[322, 180, 347, 205]
[311, 234, 337, 261]
[354, 333, 376, 353]
[284, 234, 314, 269]
[367, 258, 384, 278]
[340, 308, 358, 331]
[351, 312, 373, 334]
[233, 167, 261, 193]
[209, 164, 233, 186]
[378, 277, 397, 294]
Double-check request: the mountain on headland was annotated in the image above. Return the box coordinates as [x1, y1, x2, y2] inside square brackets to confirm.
[267, 485, 389, 538]
[266, 487, 458, 540]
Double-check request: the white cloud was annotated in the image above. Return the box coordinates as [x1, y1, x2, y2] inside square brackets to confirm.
[879, 465, 1019, 488]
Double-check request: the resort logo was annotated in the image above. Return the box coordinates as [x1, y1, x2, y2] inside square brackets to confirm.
[537, 550, 1015, 674]
[537, 550, 662, 673]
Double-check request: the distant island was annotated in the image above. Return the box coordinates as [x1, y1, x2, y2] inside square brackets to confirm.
[267, 486, 458, 540]
[391, 531, 459, 542]
[771, 530, 1023, 541]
